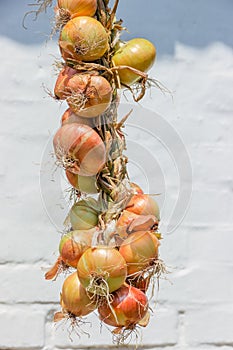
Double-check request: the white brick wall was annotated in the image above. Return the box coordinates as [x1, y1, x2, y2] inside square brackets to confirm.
[1, 0, 233, 349]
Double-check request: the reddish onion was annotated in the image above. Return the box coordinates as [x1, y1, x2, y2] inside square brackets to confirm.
[77, 247, 127, 295]
[98, 284, 148, 327]
[61, 272, 96, 316]
[53, 123, 106, 176]
[66, 74, 113, 118]
[126, 194, 160, 220]
[70, 197, 100, 230]
[59, 16, 108, 62]
[119, 231, 160, 276]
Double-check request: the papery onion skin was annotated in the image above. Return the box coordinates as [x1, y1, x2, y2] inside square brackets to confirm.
[59, 229, 94, 267]
[61, 272, 96, 316]
[116, 210, 141, 238]
[98, 284, 148, 327]
[112, 38, 156, 85]
[53, 123, 106, 176]
[126, 194, 160, 220]
[66, 170, 98, 194]
[116, 210, 158, 239]
[131, 182, 144, 195]
[77, 247, 127, 294]
[59, 16, 108, 62]
[57, 0, 97, 18]
[119, 231, 160, 275]
[54, 66, 77, 100]
[70, 198, 100, 230]
[66, 74, 113, 118]
[61, 108, 94, 127]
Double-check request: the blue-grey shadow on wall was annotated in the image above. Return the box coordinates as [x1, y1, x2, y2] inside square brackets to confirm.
[0, 0, 233, 54]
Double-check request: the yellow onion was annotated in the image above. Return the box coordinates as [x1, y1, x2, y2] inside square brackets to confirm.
[98, 284, 148, 327]
[131, 182, 144, 195]
[77, 247, 127, 295]
[59, 229, 95, 267]
[126, 194, 160, 220]
[66, 74, 112, 118]
[59, 16, 108, 62]
[119, 231, 160, 276]
[57, 0, 97, 18]
[112, 38, 156, 85]
[70, 197, 100, 230]
[54, 65, 77, 100]
[53, 123, 106, 176]
[61, 272, 96, 316]
[61, 108, 94, 127]
[66, 170, 98, 194]
[116, 210, 158, 238]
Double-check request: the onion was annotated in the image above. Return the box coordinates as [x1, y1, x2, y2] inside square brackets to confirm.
[61, 108, 94, 127]
[77, 247, 127, 296]
[131, 182, 144, 195]
[59, 16, 108, 62]
[54, 65, 77, 100]
[57, 0, 97, 18]
[66, 170, 98, 194]
[116, 210, 158, 238]
[126, 194, 160, 220]
[59, 229, 94, 267]
[66, 74, 113, 118]
[98, 284, 148, 327]
[61, 272, 96, 316]
[116, 210, 141, 238]
[53, 123, 106, 176]
[112, 38, 156, 85]
[119, 231, 160, 276]
[70, 197, 100, 230]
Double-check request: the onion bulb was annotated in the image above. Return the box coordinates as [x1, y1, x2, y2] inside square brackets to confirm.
[119, 231, 160, 276]
[98, 284, 148, 327]
[66, 74, 112, 118]
[61, 108, 94, 127]
[70, 197, 100, 230]
[57, 0, 97, 18]
[53, 123, 106, 176]
[77, 247, 127, 296]
[54, 65, 77, 100]
[59, 16, 108, 62]
[126, 194, 160, 220]
[112, 38, 156, 85]
[59, 229, 94, 267]
[61, 272, 96, 316]
[66, 170, 98, 194]
[116, 210, 158, 238]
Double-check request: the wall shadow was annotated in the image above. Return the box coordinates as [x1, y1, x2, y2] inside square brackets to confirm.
[0, 0, 233, 54]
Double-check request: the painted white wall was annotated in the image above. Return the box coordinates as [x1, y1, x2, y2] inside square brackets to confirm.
[0, 0, 233, 349]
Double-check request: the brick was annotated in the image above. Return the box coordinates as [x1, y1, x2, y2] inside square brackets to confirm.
[158, 264, 233, 305]
[183, 186, 233, 226]
[50, 307, 178, 348]
[186, 306, 233, 345]
[142, 307, 178, 346]
[52, 311, 113, 348]
[0, 305, 45, 348]
[187, 226, 233, 264]
[0, 222, 60, 264]
[0, 264, 63, 303]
